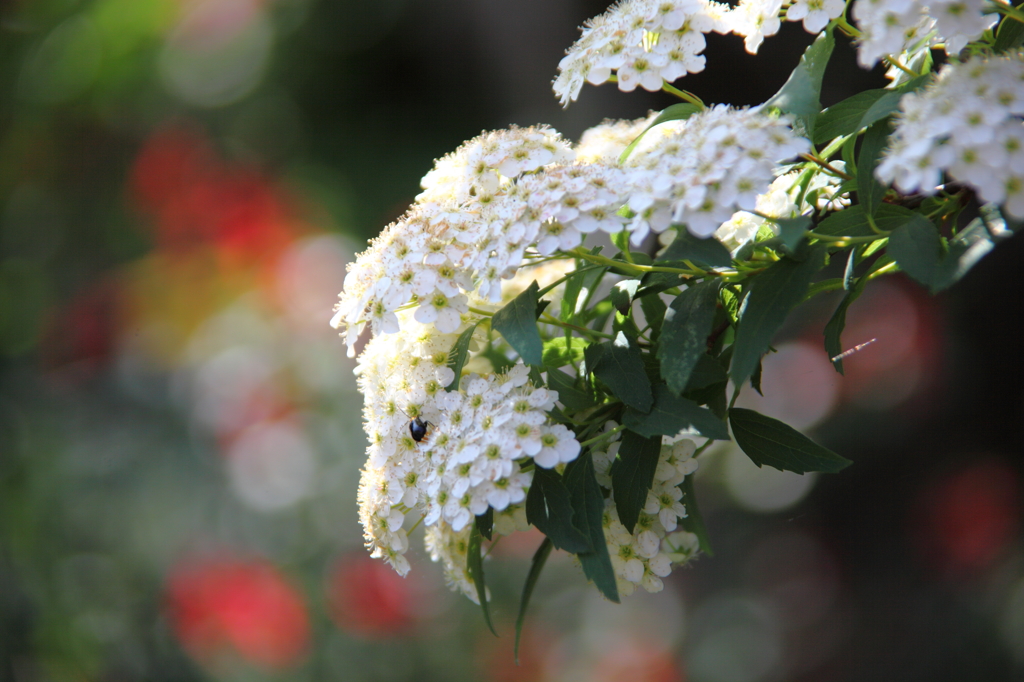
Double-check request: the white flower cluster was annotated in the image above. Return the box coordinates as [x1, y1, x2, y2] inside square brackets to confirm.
[553, 0, 849, 106]
[851, 0, 998, 70]
[355, 313, 580, 578]
[593, 436, 702, 597]
[332, 111, 807, 355]
[876, 52, 1024, 218]
[624, 104, 811, 241]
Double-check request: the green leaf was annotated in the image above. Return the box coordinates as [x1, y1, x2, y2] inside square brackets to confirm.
[812, 81, 925, 144]
[623, 383, 730, 440]
[889, 214, 1001, 293]
[777, 215, 813, 252]
[678, 475, 713, 556]
[611, 431, 663, 534]
[995, 12, 1024, 53]
[445, 322, 479, 390]
[561, 266, 586, 322]
[639, 290, 668, 341]
[658, 230, 734, 268]
[515, 538, 553, 664]
[813, 203, 917, 237]
[526, 466, 593, 553]
[564, 452, 619, 602]
[857, 118, 892, 218]
[492, 280, 543, 365]
[683, 353, 728, 392]
[887, 214, 943, 289]
[814, 89, 891, 144]
[729, 407, 852, 474]
[823, 252, 868, 374]
[545, 366, 596, 411]
[731, 246, 827, 385]
[468, 520, 498, 636]
[657, 279, 722, 395]
[765, 30, 835, 138]
[619, 103, 703, 163]
[588, 333, 653, 412]
[477, 508, 494, 541]
[611, 279, 641, 315]
[542, 336, 585, 368]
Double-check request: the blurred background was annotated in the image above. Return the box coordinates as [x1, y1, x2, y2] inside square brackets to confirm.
[0, 0, 1021, 680]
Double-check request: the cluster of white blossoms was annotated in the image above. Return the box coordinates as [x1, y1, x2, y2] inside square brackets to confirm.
[623, 104, 811, 241]
[354, 312, 580, 578]
[876, 52, 1024, 218]
[851, 0, 999, 71]
[332, 110, 808, 355]
[593, 435, 702, 596]
[553, 0, 850, 106]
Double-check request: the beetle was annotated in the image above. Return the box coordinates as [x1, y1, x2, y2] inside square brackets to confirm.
[409, 416, 433, 443]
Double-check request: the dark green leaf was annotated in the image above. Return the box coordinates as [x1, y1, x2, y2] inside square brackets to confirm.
[639, 290, 668, 342]
[766, 30, 835, 138]
[813, 203, 917, 237]
[561, 266, 586, 322]
[526, 466, 592, 553]
[750, 356, 764, 395]
[777, 215, 812, 252]
[546, 366, 596, 411]
[823, 253, 868, 374]
[542, 336, 585, 368]
[492, 280, 544, 365]
[683, 353, 728, 391]
[611, 431, 663, 533]
[731, 246, 827, 385]
[658, 230, 734, 268]
[611, 279, 641, 315]
[515, 538, 553, 664]
[812, 83, 922, 144]
[589, 333, 653, 412]
[657, 279, 722, 395]
[887, 214, 943, 289]
[814, 89, 891, 144]
[623, 383, 730, 440]
[477, 508, 494, 541]
[678, 475, 713, 556]
[995, 13, 1024, 53]
[857, 118, 892, 218]
[619, 103, 703, 163]
[564, 452, 619, 602]
[933, 216, 999, 290]
[468, 521, 498, 636]
[730, 407, 852, 474]
[446, 322, 480, 390]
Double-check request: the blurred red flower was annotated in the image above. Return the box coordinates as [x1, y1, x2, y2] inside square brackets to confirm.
[166, 554, 310, 670]
[326, 553, 419, 637]
[913, 458, 1020, 575]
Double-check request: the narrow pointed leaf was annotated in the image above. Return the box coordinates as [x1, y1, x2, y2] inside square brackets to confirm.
[730, 407, 852, 474]
[640, 290, 668, 341]
[823, 254, 869, 374]
[766, 30, 835, 137]
[813, 203, 916, 237]
[611, 430, 663, 533]
[777, 215, 813, 251]
[515, 538, 553, 664]
[857, 118, 892, 217]
[492, 280, 543, 365]
[467, 521, 498, 636]
[731, 246, 827, 385]
[545, 366, 596, 412]
[589, 334, 653, 412]
[564, 452, 619, 602]
[446, 322, 479, 390]
[526, 466, 592, 553]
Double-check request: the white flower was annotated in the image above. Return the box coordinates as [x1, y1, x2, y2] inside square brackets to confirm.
[785, 0, 845, 33]
[730, 0, 783, 53]
[877, 52, 1024, 219]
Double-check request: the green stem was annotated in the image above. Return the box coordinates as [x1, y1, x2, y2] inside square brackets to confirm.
[568, 246, 705, 277]
[992, 1, 1024, 25]
[536, 263, 606, 298]
[803, 259, 898, 300]
[661, 83, 704, 107]
[540, 312, 616, 340]
[580, 423, 626, 449]
[809, 232, 890, 245]
[468, 306, 496, 317]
